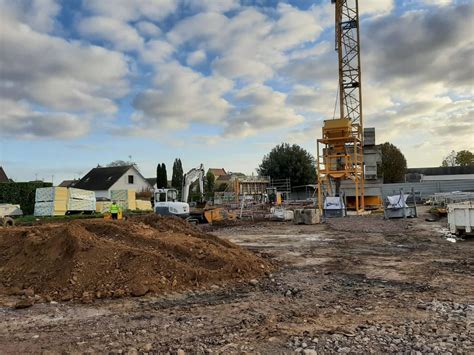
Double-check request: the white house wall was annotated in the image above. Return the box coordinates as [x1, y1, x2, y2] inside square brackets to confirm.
[108, 167, 151, 197]
[94, 190, 109, 199]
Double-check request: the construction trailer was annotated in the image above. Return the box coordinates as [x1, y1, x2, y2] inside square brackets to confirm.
[318, 0, 365, 215]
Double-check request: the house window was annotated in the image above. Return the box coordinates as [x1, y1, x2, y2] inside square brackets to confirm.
[128, 175, 134, 184]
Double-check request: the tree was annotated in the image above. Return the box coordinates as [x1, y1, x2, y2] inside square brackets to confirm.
[156, 163, 168, 189]
[258, 143, 316, 186]
[205, 171, 215, 196]
[171, 158, 184, 190]
[441, 150, 457, 167]
[441, 150, 474, 167]
[455, 150, 474, 166]
[380, 142, 407, 183]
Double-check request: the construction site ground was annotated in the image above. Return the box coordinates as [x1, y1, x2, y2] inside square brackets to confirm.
[1, 206, 473, 354]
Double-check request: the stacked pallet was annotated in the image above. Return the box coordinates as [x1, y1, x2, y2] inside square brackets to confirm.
[67, 188, 96, 212]
[34, 187, 68, 216]
[110, 190, 137, 210]
[136, 200, 152, 211]
[96, 201, 112, 213]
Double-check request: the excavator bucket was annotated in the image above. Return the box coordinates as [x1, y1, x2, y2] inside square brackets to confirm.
[203, 208, 236, 224]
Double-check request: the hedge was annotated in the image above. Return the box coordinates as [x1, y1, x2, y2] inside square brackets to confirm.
[0, 182, 53, 215]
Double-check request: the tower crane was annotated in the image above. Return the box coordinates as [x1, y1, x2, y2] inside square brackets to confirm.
[317, 0, 365, 215]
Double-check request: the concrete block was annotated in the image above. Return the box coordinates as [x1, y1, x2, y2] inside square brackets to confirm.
[294, 209, 320, 224]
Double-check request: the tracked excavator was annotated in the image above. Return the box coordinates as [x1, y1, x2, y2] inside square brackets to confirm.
[153, 164, 235, 223]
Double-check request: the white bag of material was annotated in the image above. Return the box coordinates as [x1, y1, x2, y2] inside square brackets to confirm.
[324, 197, 345, 210]
[387, 194, 408, 208]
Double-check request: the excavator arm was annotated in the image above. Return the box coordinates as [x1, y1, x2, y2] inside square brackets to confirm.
[181, 164, 205, 202]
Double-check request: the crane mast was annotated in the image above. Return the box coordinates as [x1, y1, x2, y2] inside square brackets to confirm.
[317, 0, 365, 214]
[335, 0, 363, 126]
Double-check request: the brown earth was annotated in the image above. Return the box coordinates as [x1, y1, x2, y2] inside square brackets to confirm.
[0, 208, 472, 353]
[0, 215, 270, 303]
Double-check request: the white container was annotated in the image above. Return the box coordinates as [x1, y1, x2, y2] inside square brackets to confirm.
[448, 202, 474, 234]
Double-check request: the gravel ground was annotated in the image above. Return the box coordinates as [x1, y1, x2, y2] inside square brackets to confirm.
[0, 207, 473, 353]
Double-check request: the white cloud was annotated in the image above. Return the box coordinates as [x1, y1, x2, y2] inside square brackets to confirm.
[0, 0, 60, 33]
[82, 0, 177, 22]
[169, 5, 324, 82]
[181, 0, 240, 13]
[140, 40, 175, 65]
[420, 0, 453, 6]
[132, 62, 233, 130]
[224, 85, 305, 138]
[0, 6, 129, 138]
[78, 16, 144, 51]
[136, 21, 162, 37]
[186, 50, 206, 66]
[360, 0, 394, 16]
[0, 99, 89, 139]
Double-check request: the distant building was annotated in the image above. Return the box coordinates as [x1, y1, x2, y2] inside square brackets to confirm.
[74, 165, 153, 199]
[207, 168, 227, 178]
[0, 166, 9, 182]
[406, 166, 474, 182]
[58, 179, 78, 188]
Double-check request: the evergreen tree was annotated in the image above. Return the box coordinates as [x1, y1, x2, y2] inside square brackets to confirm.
[156, 163, 161, 187]
[156, 163, 168, 188]
[171, 158, 184, 191]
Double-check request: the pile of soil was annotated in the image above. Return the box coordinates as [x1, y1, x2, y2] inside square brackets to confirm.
[0, 215, 270, 303]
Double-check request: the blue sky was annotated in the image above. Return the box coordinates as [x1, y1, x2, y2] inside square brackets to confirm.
[0, 0, 472, 184]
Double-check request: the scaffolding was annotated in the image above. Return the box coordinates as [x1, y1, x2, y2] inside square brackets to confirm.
[318, 0, 365, 213]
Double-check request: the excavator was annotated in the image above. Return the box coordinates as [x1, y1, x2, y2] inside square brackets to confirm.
[153, 164, 235, 224]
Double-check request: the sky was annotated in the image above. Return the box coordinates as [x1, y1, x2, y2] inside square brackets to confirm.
[0, 0, 473, 184]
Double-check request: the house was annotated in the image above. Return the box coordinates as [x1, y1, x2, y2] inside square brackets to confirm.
[74, 165, 153, 199]
[207, 168, 227, 178]
[0, 166, 9, 182]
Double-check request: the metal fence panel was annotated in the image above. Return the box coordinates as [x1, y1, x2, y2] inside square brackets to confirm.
[382, 180, 474, 200]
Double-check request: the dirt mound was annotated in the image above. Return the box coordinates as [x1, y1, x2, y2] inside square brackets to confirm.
[0, 216, 270, 303]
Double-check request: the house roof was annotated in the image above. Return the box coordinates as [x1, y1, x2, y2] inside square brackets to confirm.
[0, 166, 8, 182]
[74, 165, 133, 191]
[146, 178, 157, 186]
[208, 168, 227, 177]
[216, 174, 232, 182]
[58, 179, 77, 187]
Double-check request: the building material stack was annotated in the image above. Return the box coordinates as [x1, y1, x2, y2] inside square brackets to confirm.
[34, 187, 68, 216]
[135, 200, 152, 210]
[67, 188, 96, 212]
[110, 190, 137, 210]
[96, 201, 112, 213]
